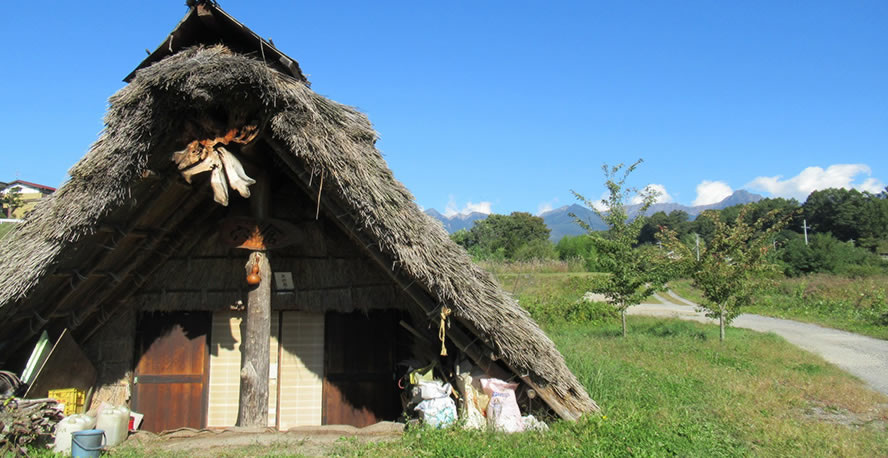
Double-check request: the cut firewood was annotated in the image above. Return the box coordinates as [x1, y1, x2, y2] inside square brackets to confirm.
[0, 397, 64, 455]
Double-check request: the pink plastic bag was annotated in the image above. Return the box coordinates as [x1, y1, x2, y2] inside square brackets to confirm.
[480, 378, 523, 433]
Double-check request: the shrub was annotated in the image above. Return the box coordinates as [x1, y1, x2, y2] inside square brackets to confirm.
[778, 233, 886, 277]
[516, 275, 617, 325]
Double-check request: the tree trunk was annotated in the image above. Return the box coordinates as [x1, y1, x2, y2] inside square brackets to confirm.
[719, 306, 725, 342]
[237, 251, 271, 427]
[621, 308, 627, 338]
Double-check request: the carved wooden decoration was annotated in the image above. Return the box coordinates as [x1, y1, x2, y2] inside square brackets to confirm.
[219, 217, 299, 251]
[172, 126, 259, 206]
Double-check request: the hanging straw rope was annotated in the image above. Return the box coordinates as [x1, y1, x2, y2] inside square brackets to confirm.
[315, 169, 325, 220]
[438, 306, 451, 356]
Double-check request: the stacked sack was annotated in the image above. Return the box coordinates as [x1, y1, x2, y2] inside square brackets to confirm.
[413, 380, 457, 428]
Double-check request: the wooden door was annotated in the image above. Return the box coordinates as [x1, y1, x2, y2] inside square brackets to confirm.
[133, 312, 210, 432]
[323, 310, 401, 427]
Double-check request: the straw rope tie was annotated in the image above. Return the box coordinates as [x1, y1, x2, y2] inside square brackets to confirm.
[438, 306, 451, 356]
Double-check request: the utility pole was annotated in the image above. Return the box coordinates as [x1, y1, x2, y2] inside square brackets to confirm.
[802, 219, 809, 246]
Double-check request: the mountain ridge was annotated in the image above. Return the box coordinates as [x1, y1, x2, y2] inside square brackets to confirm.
[425, 190, 763, 241]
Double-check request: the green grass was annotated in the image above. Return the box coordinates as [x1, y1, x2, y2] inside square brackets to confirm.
[668, 278, 705, 305]
[337, 317, 888, 456]
[492, 271, 607, 298]
[671, 276, 888, 340]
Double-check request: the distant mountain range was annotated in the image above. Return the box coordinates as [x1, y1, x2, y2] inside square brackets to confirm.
[424, 190, 763, 241]
[423, 208, 490, 233]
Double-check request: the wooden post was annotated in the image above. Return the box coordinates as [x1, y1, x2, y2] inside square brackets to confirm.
[237, 251, 271, 426]
[237, 171, 271, 427]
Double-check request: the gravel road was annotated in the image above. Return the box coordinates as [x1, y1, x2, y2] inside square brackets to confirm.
[630, 293, 888, 397]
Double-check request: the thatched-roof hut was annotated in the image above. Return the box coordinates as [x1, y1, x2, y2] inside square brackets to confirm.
[0, 2, 597, 431]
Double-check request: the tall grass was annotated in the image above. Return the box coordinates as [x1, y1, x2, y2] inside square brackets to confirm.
[750, 274, 888, 339]
[476, 258, 586, 276]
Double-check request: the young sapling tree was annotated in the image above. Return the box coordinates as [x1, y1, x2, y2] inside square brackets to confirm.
[571, 160, 668, 337]
[660, 206, 790, 341]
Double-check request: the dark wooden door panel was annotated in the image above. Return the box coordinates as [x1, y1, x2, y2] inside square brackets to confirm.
[323, 310, 400, 427]
[135, 382, 205, 433]
[133, 312, 210, 433]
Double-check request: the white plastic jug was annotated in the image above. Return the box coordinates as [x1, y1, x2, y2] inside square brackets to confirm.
[52, 413, 97, 453]
[96, 405, 130, 447]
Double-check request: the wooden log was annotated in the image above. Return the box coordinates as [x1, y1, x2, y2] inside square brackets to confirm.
[237, 251, 271, 427]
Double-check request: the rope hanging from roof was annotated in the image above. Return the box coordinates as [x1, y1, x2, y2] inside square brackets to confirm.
[438, 305, 451, 356]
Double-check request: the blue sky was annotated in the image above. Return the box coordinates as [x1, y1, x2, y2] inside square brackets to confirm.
[1, 1, 885, 216]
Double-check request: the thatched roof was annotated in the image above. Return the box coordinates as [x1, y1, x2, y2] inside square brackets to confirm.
[0, 8, 597, 420]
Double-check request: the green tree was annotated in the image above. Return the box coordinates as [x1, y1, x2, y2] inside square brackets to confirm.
[571, 160, 668, 337]
[451, 212, 552, 261]
[638, 210, 690, 245]
[802, 188, 888, 249]
[1, 187, 23, 218]
[661, 207, 789, 341]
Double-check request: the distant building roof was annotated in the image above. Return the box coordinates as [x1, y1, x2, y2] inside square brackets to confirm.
[3, 180, 56, 193]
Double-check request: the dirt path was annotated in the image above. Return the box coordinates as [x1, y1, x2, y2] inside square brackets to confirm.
[119, 423, 404, 456]
[628, 292, 888, 397]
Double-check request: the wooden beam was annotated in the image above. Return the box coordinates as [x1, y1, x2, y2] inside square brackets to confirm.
[237, 252, 271, 427]
[237, 170, 271, 427]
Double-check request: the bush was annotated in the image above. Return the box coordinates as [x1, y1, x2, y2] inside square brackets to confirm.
[513, 238, 558, 261]
[778, 233, 886, 277]
[515, 275, 617, 325]
[555, 235, 607, 272]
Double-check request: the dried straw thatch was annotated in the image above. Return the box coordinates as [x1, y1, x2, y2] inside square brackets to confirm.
[0, 45, 597, 418]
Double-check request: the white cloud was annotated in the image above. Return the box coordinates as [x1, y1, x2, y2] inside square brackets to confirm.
[692, 180, 733, 206]
[746, 164, 885, 200]
[592, 192, 610, 211]
[631, 184, 673, 205]
[444, 195, 493, 217]
[536, 198, 560, 216]
[859, 177, 885, 194]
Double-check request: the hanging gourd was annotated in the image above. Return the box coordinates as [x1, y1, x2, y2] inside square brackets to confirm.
[246, 262, 261, 285]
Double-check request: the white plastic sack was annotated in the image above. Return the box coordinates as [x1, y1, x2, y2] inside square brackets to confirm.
[522, 414, 549, 432]
[481, 378, 523, 433]
[414, 396, 457, 428]
[455, 373, 486, 429]
[418, 380, 452, 400]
